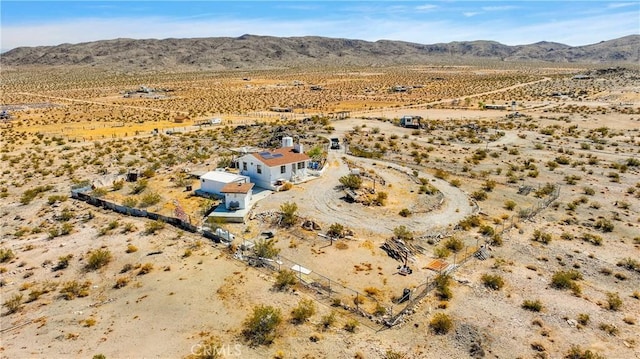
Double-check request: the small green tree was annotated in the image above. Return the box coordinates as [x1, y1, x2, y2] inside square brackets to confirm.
[393, 225, 413, 240]
[255, 239, 280, 259]
[327, 223, 344, 238]
[242, 305, 282, 346]
[291, 298, 316, 324]
[339, 174, 362, 190]
[274, 269, 297, 291]
[280, 201, 298, 227]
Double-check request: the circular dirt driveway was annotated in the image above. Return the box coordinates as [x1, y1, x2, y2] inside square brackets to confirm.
[251, 149, 475, 237]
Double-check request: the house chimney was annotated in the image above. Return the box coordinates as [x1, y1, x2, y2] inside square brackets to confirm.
[294, 143, 303, 153]
[282, 136, 293, 148]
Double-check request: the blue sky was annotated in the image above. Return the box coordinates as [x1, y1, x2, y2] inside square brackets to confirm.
[1, 1, 638, 51]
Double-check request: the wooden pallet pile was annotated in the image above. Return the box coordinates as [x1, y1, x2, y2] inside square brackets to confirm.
[380, 238, 425, 262]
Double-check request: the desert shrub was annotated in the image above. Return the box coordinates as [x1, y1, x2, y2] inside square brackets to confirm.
[482, 180, 496, 192]
[564, 345, 606, 359]
[429, 313, 453, 334]
[398, 208, 411, 217]
[114, 277, 130, 289]
[242, 305, 282, 346]
[144, 220, 165, 235]
[274, 269, 297, 291]
[47, 194, 68, 205]
[327, 223, 344, 238]
[85, 248, 112, 271]
[393, 225, 413, 240]
[594, 218, 614, 232]
[53, 254, 73, 271]
[344, 319, 359, 333]
[598, 323, 619, 336]
[434, 246, 450, 258]
[122, 222, 137, 233]
[374, 191, 388, 206]
[577, 313, 590, 326]
[320, 311, 336, 330]
[616, 257, 640, 272]
[122, 197, 138, 208]
[126, 244, 138, 253]
[254, 239, 280, 259]
[605, 292, 622, 311]
[444, 237, 463, 252]
[3, 293, 23, 314]
[139, 191, 161, 207]
[583, 187, 595, 196]
[291, 298, 316, 324]
[522, 299, 543, 312]
[435, 274, 452, 300]
[532, 229, 552, 244]
[280, 201, 298, 227]
[551, 270, 582, 295]
[481, 273, 505, 290]
[131, 179, 148, 194]
[457, 215, 481, 230]
[339, 174, 362, 190]
[490, 234, 503, 246]
[504, 200, 517, 211]
[471, 190, 488, 201]
[581, 233, 603, 246]
[0, 248, 15, 263]
[20, 185, 54, 204]
[479, 225, 494, 236]
[60, 280, 91, 300]
[434, 168, 449, 180]
[137, 263, 153, 275]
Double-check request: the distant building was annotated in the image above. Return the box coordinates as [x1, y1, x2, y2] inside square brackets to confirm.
[400, 115, 422, 128]
[483, 104, 508, 110]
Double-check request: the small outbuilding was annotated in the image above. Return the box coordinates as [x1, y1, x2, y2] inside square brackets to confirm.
[199, 171, 249, 196]
[220, 182, 254, 210]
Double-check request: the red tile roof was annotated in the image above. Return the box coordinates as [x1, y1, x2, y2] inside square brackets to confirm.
[251, 147, 309, 167]
[220, 182, 254, 194]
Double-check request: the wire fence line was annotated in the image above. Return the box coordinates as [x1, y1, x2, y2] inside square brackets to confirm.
[385, 183, 562, 326]
[232, 239, 391, 330]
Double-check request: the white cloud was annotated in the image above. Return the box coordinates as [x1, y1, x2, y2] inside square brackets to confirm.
[415, 4, 438, 12]
[463, 12, 480, 17]
[607, 2, 638, 9]
[481, 5, 518, 12]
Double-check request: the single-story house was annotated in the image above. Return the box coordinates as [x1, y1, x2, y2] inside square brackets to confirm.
[199, 171, 249, 196]
[238, 141, 310, 190]
[220, 182, 254, 210]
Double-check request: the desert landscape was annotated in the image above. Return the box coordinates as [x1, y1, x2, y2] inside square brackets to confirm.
[1, 35, 639, 359]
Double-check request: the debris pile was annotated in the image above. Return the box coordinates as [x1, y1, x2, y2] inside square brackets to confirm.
[380, 238, 425, 262]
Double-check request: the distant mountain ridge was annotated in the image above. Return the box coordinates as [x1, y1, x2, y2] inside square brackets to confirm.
[2, 34, 638, 70]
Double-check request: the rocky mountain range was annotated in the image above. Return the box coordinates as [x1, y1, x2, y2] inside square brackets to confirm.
[1, 34, 638, 70]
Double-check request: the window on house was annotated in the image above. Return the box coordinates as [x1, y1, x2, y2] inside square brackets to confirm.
[257, 165, 262, 174]
[280, 165, 286, 174]
[243, 162, 247, 171]
[298, 162, 304, 169]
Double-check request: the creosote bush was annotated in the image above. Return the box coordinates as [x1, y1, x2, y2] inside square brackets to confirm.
[429, 313, 453, 334]
[481, 273, 505, 290]
[85, 248, 112, 271]
[291, 298, 316, 324]
[522, 299, 543, 312]
[242, 305, 282, 346]
[274, 269, 297, 291]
